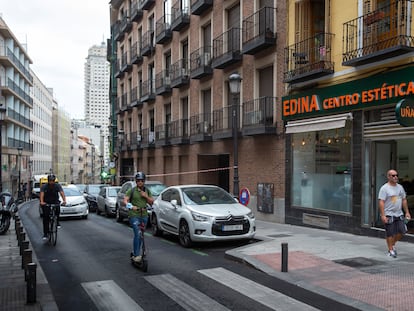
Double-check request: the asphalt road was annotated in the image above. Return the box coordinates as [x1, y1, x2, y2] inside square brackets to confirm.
[19, 201, 360, 311]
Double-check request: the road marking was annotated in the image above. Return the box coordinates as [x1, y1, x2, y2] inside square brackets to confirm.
[198, 267, 320, 311]
[191, 249, 208, 256]
[145, 273, 230, 311]
[81, 280, 144, 311]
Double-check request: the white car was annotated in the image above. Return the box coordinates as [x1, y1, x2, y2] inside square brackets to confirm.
[151, 185, 256, 247]
[59, 187, 89, 219]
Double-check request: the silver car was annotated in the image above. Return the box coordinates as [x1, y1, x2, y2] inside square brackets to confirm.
[151, 185, 256, 247]
[97, 186, 121, 217]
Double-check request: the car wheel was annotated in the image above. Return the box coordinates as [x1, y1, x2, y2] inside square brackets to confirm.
[116, 208, 123, 223]
[151, 214, 163, 237]
[105, 206, 111, 218]
[179, 220, 192, 248]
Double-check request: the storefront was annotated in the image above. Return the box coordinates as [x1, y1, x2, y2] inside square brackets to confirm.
[282, 66, 414, 237]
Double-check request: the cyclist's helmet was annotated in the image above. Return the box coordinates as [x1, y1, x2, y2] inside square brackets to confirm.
[135, 171, 146, 181]
[47, 174, 56, 182]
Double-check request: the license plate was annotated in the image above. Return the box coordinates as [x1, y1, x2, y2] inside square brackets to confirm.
[222, 224, 243, 231]
[62, 208, 75, 213]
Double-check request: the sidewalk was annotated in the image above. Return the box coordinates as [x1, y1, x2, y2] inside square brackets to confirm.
[226, 220, 414, 311]
[0, 212, 57, 311]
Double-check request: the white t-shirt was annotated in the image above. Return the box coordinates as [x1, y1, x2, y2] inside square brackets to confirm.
[378, 183, 406, 217]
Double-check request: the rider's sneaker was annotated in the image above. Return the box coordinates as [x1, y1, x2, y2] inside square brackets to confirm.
[57, 224, 61, 229]
[42, 236, 48, 241]
[133, 255, 142, 263]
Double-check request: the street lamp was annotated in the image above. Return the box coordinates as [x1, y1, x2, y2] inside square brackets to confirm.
[99, 155, 104, 184]
[28, 159, 33, 199]
[118, 129, 124, 185]
[0, 106, 6, 192]
[17, 146, 23, 200]
[229, 72, 242, 197]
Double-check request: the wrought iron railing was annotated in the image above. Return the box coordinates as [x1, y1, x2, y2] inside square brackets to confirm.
[242, 7, 276, 44]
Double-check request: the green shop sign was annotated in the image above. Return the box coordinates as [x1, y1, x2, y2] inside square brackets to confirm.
[396, 98, 414, 126]
[282, 66, 414, 121]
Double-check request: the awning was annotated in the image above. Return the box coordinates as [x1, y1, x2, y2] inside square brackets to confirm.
[285, 112, 353, 134]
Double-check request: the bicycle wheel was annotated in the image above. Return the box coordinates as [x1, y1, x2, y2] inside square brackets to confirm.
[49, 216, 58, 246]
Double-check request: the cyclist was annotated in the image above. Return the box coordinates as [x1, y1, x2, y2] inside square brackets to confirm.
[124, 172, 154, 262]
[40, 174, 66, 241]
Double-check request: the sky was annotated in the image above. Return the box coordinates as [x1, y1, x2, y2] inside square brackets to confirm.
[0, 0, 111, 119]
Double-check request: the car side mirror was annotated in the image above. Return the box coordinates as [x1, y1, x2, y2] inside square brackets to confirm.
[170, 199, 178, 207]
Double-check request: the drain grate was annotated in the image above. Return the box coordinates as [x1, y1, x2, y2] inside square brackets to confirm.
[268, 234, 292, 238]
[334, 257, 382, 268]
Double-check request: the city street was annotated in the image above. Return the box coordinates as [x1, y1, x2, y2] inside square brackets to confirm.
[18, 201, 358, 311]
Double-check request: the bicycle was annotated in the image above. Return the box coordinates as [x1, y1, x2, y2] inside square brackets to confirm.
[130, 220, 148, 272]
[46, 203, 60, 246]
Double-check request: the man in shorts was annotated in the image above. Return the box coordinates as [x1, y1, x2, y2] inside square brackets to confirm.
[378, 169, 411, 258]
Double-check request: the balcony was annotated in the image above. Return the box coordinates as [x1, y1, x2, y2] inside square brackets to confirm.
[241, 97, 277, 136]
[171, 3, 190, 31]
[212, 28, 242, 69]
[141, 30, 155, 56]
[0, 78, 33, 106]
[170, 59, 190, 88]
[117, 93, 128, 112]
[129, 87, 140, 107]
[190, 46, 213, 79]
[343, 0, 414, 67]
[155, 15, 172, 45]
[140, 128, 155, 148]
[242, 7, 277, 55]
[212, 106, 233, 140]
[283, 33, 334, 84]
[120, 51, 132, 73]
[140, 79, 155, 102]
[113, 21, 124, 42]
[190, 0, 213, 16]
[169, 119, 190, 145]
[0, 47, 33, 85]
[120, 15, 132, 34]
[130, 2, 143, 22]
[138, 0, 155, 10]
[114, 59, 124, 79]
[131, 41, 143, 65]
[130, 131, 142, 150]
[190, 113, 213, 143]
[155, 70, 171, 95]
[155, 123, 171, 147]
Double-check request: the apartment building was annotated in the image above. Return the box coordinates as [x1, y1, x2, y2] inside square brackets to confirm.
[0, 16, 33, 195]
[84, 43, 110, 165]
[282, 0, 414, 236]
[109, 0, 286, 222]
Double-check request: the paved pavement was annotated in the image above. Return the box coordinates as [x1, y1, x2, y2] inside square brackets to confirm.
[2, 204, 413, 311]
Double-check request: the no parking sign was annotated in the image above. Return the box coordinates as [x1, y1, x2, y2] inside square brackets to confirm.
[239, 187, 250, 206]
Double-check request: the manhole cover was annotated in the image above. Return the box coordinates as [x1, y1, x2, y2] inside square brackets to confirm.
[334, 257, 382, 268]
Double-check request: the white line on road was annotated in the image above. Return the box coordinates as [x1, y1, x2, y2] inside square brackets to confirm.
[198, 267, 320, 311]
[145, 273, 230, 311]
[81, 280, 144, 311]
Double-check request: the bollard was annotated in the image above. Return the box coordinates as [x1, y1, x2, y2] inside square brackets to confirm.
[15, 220, 21, 236]
[14, 215, 20, 222]
[18, 231, 26, 248]
[281, 242, 288, 272]
[17, 227, 24, 245]
[20, 240, 29, 258]
[23, 249, 32, 280]
[26, 263, 37, 304]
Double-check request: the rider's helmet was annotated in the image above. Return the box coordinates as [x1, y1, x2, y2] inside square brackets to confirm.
[47, 174, 56, 182]
[135, 171, 146, 181]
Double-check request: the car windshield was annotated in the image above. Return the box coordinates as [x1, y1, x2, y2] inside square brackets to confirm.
[75, 184, 86, 192]
[108, 187, 120, 197]
[147, 184, 167, 196]
[182, 187, 235, 205]
[63, 188, 82, 197]
[88, 185, 102, 194]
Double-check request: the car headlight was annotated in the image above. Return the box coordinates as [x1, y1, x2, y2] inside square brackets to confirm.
[246, 211, 255, 219]
[191, 211, 211, 222]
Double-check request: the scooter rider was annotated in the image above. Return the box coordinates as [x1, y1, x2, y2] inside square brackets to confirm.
[124, 172, 154, 262]
[40, 174, 66, 241]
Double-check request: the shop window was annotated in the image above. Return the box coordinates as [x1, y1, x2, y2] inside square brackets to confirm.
[291, 122, 352, 213]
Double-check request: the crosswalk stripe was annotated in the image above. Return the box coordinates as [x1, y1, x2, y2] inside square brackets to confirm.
[145, 273, 230, 311]
[81, 280, 144, 311]
[198, 267, 320, 311]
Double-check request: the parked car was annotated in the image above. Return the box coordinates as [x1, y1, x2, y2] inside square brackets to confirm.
[38, 186, 88, 219]
[84, 184, 105, 212]
[73, 184, 86, 193]
[96, 186, 121, 217]
[151, 185, 256, 247]
[115, 180, 167, 223]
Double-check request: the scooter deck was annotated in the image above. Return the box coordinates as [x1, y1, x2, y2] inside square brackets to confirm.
[130, 253, 148, 272]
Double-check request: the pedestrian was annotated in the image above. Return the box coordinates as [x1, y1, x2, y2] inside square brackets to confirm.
[378, 169, 411, 258]
[123, 171, 153, 263]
